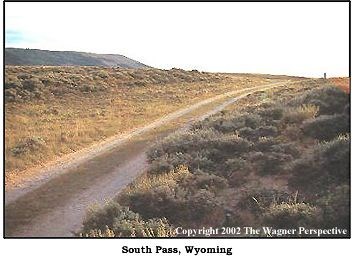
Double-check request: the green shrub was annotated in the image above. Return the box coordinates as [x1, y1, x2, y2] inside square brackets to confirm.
[211, 135, 251, 154]
[119, 166, 186, 223]
[283, 125, 303, 141]
[238, 188, 294, 216]
[289, 136, 349, 193]
[81, 84, 104, 93]
[316, 184, 349, 229]
[186, 189, 225, 226]
[238, 127, 254, 138]
[254, 152, 293, 175]
[178, 171, 228, 193]
[262, 203, 320, 229]
[253, 126, 279, 139]
[238, 125, 278, 140]
[22, 78, 44, 92]
[258, 106, 283, 121]
[282, 104, 319, 124]
[121, 165, 190, 199]
[225, 157, 247, 173]
[224, 158, 249, 185]
[80, 227, 115, 237]
[125, 183, 224, 227]
[5, 75, 22, 89]
[319, 135, 350, 177]
[82, 202, 136, 233]
[80, 202, 175, 237]
[213, 119, 240, 133]
[147, 129, 220, 161]
[202, 113, 264, 133]
[302, 114, 349, 141]
[254, 137, 279, 152]
[296, 86, 349, 115]
[120, 167, 224, 227]
[17, 73, 32, 80]
[111, 217, 174, 237]
[228, 169, 249, 186]
[95, 70, 109, 79]
[125, 183, 188, 222]
[148, 151, 215, 175]
[244, 114, 263, 129]
[270, 143, 300, 158]
[5, 88, 20, 102]
[11, 136, 46, 156]
[148, 156, 175, 174]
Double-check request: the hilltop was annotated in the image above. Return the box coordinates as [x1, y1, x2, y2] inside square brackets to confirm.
[5, 48, 149, 68]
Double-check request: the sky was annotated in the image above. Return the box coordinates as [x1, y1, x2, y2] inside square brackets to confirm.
[5, 2, 349, 77]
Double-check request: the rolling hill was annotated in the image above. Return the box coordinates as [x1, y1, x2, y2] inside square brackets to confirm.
[5, 48, 149, 68]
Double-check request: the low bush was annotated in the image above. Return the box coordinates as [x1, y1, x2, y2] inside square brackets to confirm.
[5, 88, 20, 102]
[295, 86, 349, 115]
[147, 129, 220, 162]
[5, 76, 22, 89]
[78, 80, 349, 236]
[244, 114, 263, 129]
[202, 113, 264, 134]
[262, 202, 320, 229]
[17, 73, 32, 80]
[254, 137, 279, 152]
[282, 125, 303, 141]
[11, 136, 46, 156]
[282, 104, 319, 124]
[224, 157, 250, 185]
[148, 151, 215, 175]
[80, 84, 107, 93]
[211, 135, 251, 154]
[121, 165, 190, 199]
[178, 171, 228, 193]
[80, 202, 175, 237]
[123, 183, 224, 227]
[238, 188, 294, 216]
[225, 157, 247, 173]
[302, 114, 349, 141]
[186, 189, 225, 226]
[254, 151, 293, 175]
[289, 136, 350, 193]
[269, 143, 300, 158]
[317, 135, 350, 187]
[228, 169, 250, 186]
[120, 166, 224, 227]
[148, 156, 175, 174]
[316, 184, 349, 229]
[22, 78, 44, 92]
[124, 183, 188, 223]
[95, 70, 109, 79]
[258, 106, 283, 121]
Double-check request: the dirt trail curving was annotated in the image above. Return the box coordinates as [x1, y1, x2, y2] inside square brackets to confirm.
[5, 80, 295, 237]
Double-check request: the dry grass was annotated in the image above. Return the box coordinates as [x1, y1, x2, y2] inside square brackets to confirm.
[283, 104, 319, 124]
[120, 165, 190, 198]
[5, 66, 279, 176]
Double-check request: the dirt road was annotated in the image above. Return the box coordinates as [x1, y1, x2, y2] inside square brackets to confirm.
[5, 80, 293, 237]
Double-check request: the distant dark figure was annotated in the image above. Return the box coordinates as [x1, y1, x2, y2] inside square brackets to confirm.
[324, 72, 327, 79]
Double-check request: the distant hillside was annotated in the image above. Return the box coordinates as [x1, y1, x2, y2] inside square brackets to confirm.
[5, 48, 149, 68]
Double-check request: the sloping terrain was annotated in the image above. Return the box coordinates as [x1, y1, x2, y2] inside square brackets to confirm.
[5, 48, 149, 68]
[329, 77, 350, 94]
[5, 80, 292, 237]
[79, 79, 350, 237]
[6, 66, 286, 183]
